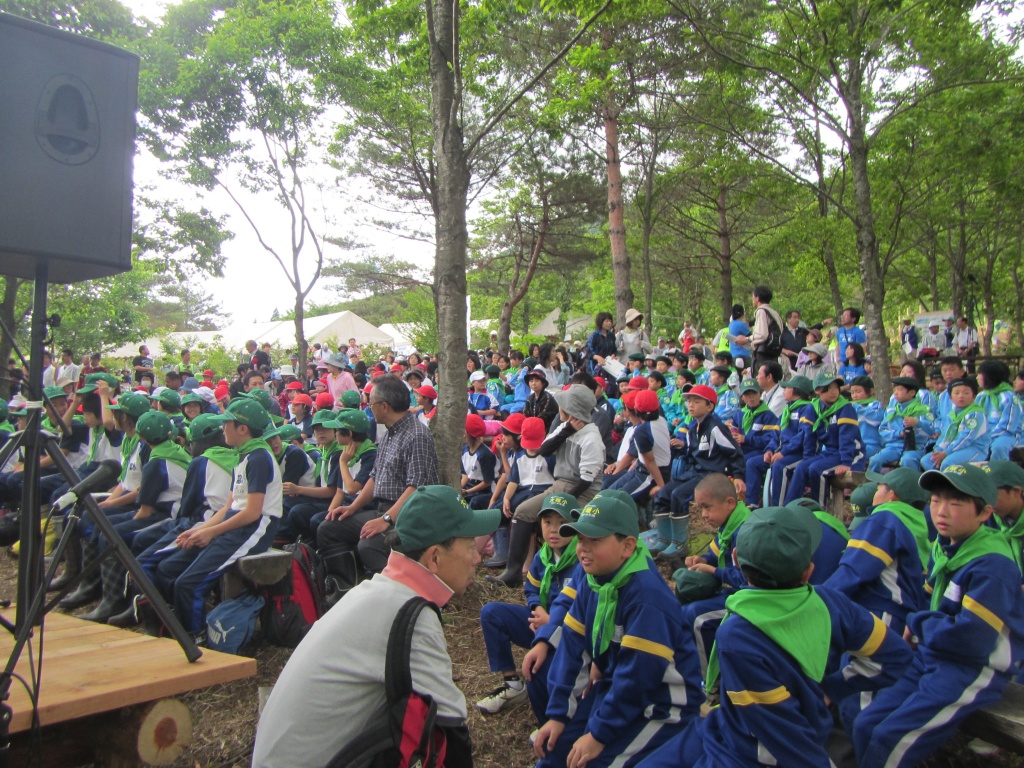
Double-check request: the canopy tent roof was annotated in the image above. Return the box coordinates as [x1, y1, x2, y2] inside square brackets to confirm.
[530, 308, 591, 340]
[106, 310, 394, 360]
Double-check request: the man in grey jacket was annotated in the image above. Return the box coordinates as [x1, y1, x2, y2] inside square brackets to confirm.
[489, 385, 605, 587]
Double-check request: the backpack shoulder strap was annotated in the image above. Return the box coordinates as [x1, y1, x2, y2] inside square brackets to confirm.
[385, 596, 442, 705]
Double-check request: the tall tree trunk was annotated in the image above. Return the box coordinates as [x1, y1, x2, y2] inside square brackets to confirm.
[0, 278, 21, 401]
[717, 185, 733, 322]
[812, 117, 843, 316]
[293, 294, 308, 373]
[949, 198, 968, 317]
[846, 87, 892, 401]
[426, 0, 470, 486]
[602, 31, 632, 326]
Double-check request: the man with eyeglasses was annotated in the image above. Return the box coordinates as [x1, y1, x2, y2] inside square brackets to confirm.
[316, 374, 439, 574]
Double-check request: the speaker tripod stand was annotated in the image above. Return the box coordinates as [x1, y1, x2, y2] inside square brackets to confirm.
[0, 289, 200, 768]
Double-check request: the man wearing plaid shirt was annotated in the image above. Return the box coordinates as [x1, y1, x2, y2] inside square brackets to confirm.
[317, 375, 439, 573]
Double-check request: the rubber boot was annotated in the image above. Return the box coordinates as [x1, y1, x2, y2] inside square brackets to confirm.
[657, 517, 691, 561]
[78, 593, 130, 623]
[58, 570, 102, 610]
[47, 536, 82, 593]
[482, 525, 510, 568]
[10, 517, 57, 558]
[108, 586, 142, 628]
[646, 516, 674, 556]
[486, 519, 533, 588]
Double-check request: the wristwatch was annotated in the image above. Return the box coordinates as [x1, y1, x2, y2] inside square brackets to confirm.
[382, 513, 394, 526]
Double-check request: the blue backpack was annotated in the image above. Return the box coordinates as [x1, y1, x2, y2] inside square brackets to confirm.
[207, 593, 264, 654]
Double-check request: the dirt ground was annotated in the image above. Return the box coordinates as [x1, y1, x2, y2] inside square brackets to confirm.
[1, 505, 1022, 767]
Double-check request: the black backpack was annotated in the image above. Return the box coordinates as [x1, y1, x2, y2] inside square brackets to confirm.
[328, 597, 448, 768]
[260, 542, 327, 647]
[757, 307, 784, 358]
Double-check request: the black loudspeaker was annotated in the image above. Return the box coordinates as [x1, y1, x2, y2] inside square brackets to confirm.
[0, 13, 139, 283]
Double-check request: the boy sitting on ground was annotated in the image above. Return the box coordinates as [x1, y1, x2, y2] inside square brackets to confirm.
[920, 377, 990, 471]
[478, 493, 580, 722]
[851, 464, 1024, 767]
[533, 491, 704, 768]
[461, 414, 499, 509]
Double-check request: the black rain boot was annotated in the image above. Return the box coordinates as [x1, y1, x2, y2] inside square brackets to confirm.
[48, 536, 83, 593]
[486, 519, 533, 588]
[107, 584, 142, 628]
[58, 571, 102, 611]
[77, 593, 130, 623]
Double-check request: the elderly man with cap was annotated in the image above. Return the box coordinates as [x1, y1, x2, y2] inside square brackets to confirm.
[490, 384, 605, 587]
[253, 485, 496, 768]
[919, 319, 946, 360]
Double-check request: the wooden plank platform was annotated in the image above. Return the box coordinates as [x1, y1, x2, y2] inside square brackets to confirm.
[0, 610, 255, 733]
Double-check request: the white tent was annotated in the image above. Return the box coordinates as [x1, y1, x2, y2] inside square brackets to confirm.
[106, 310, 393, 359]
[530, 308, 591, 340]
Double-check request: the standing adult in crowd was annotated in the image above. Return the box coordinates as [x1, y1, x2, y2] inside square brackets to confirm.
[131, 345, 154, 385]
[318, 374, 439, 575]
[617, 308, 653, 359]
[953, 315, 979, 371]
[836, 307, 867, 364]
[780, 310, 807, 373]
[247, 340, 271, 371]
[584, 311, 618, 375]
[746, 285, 784, 373]
[900, 318, 919, 360]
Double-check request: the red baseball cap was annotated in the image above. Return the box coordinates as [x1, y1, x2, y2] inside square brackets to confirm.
[285, 381, 305, 391]
[414, 384, 438, 401]
[627, 376, 649, 391]
[465, 414, 487, 438]
[291, 394, 313, 407]
[621, 389, 638, 410]
[634, 389, 660, 413]
[684, 384, 718, 406]
[501, 412, 526, 435]
[593, 376, 607, 390]
[315, 393, 335, 410]
[202, 370, 215, 379]
[214, 385, 230, 401]
[519, 417, 547, 450]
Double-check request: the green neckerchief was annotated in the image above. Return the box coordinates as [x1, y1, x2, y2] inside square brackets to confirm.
[995, 512, 1024, 573]
[884, 398, 930, 426]
[716, 501, 752, 556]
[348, 439, 375, 467]
[781, 398, 811, 430]
[929, 525, 1015, 610]
[238, 437, 273, 458]
[203, 446, 240, 476]
[980, 383, 1013, 412]
[715, 384, 730, 400]
[87, 424, 104, 464]
[316, 440, 341, 482]
[586, 545, 651, 657]
[741, 402, 770, 435]
[813, 509, 851, 542]
[707, 585, 831, 689]
[692, 366, 706, 378]
[943, 402, 985, 443]
[149, 440, 191, 472]
[854, 397, 877, 409]
[538, 538, 578, 610]
[119, 433, 139, 481]
[874, 501, 929, 571]
[812, 396, 850, 433]
[0, 422, 12, 434]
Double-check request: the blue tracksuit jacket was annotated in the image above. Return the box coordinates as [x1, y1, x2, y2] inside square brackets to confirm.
[670, 414, 745, 481]
[799, 400, 864, 466]
[854, 399, 884, 459]
[524, 547, 576, 611]
[740, 406, 780, 456]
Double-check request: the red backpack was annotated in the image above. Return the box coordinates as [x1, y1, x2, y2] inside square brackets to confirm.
[261, 542, 326, 647]
[328, 597, 448, 768]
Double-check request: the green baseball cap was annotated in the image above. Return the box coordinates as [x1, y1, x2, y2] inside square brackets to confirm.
[181, 393, 205, 407]
[988, 461, 1024, 490]
[212, 397, 272, 432]
[242, 388, 273, 411]
[849, 482, 878, 516]
[782, 375, 813, 397]
[43, 385, 68, 400]
[673, 568, 720, 604]
[891, 376, 921, 391]
[866, 468, 928, 507]
[105, 392, 152, 418]
[311, 409, 337, 428]
[739, 378, 761, 395]
[538, 492, 582, 522]
[149, 389, 181, 409]
[187, 413, 223, 442]
[812, 373, 844, 391]
[334, 409, 370, 433]
[559, 490, 639, 539]
[76, 372, 120, 394]
[920, 463, 997, 507]
[267, 423, 304, 443]
[735, 506, 822, 586]
[394, 485, 500, 552]
[136, 411, 175, 444]
[340, 389, 362, 408]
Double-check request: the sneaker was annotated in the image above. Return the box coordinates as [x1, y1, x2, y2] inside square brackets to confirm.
[475, 680, 528, 714]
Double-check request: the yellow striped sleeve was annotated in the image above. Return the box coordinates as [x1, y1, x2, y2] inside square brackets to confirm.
[710, 539, 721, 556]
[727, 686, 791, 706]
[837, 418, 859, 426]
[855, 615, 888, 656]
[762, 424, 780, 431]
[925, 582, 933, 594]
[964, 596, 1005, 633]
[799, 417, 814, 425]
[526, 571, 541, 588]
[560, 585, 577, 599]
[847, 538, 894, 566]
[564, 613, 586, 636]
[621, 635, 675, 662]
